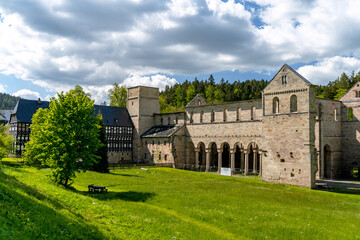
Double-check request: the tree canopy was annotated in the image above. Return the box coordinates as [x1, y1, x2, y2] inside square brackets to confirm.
[108, 83, 127, 107]
[0, 93, 20, 110]
[0, 124, 14, 160]
[24, 87, 102, 187]
[159, 76, 268, 113]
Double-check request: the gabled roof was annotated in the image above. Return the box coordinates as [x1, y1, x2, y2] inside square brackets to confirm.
[11, 99, 50, 123]
[141, 124, 183, 138]
[0, 110, 11, 122]
[94, 105, 133, 127]
[10, 98, 133, 127]
[186, 94, 207, 107]
[267, 64, 313, 88]
[339, 81, 360, 101]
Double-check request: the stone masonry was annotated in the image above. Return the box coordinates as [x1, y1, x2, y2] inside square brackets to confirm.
[127, 64, 360, 188]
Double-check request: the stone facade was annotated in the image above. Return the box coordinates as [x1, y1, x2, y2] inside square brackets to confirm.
[128, 64, 360, 188]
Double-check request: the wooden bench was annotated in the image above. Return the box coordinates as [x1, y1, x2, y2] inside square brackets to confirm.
[88, 184, 108, 193]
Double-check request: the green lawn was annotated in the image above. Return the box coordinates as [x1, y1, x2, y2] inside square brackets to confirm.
[1, 162, 360, 239]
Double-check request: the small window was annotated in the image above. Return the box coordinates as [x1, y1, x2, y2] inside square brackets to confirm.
[190, 112, 193, 124]
[223, 109, 227, 122]
[165, 154, 167, 161]
[290, 95, 297, 113]
[164, 141, 166, 145]
[144, 153, 147, 159]
[168, 117, 170, 125]
[282, 75, 287, 85]
[200, 111, 203, 123]
[161, 118, 163, 125]
[198, 100, 201, 105]
[211, 110, 215, 122]
[175, 117, 178, 124]
[272, 97, 279, 114]
[159, 152, 162, 160]
[349, 107, 354, 120]
[334, 109, 337, 121]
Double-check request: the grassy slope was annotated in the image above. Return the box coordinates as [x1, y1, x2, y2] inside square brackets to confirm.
[1, 163, 360, 240]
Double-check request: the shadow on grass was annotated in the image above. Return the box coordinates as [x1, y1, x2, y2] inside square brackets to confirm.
[0, 169, 105, 240]
[108, 172, 144, 178]
[82, 190, 155, 202]
[316, 179, 360, 195]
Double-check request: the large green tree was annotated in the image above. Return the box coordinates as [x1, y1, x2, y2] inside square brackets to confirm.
[24, 87, 102, 187]
[0, 124, 13, 160]
[108, 83, 127, 107]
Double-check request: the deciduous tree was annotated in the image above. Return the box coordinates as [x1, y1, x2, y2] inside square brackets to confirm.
[24, 87, 102, 187]
[108, 83, 127, 107]
[0, 124, 13, 160]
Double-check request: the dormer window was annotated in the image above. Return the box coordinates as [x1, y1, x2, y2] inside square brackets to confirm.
[282, 75, 287, 85]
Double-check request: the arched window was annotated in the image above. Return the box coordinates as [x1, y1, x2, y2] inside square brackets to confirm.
[190, 112, 194, 124]
[349, 107, 354, 121]
[282, 75, 287, 85]
[236, 107, 240, 121]
[223, 109, 227, 122]
[200, 111, 203, 123]
[290, 95, 297, 113]
[251, 106, 256, 120]
[211, 109, 215, 122]
[272, 97, 279, 114]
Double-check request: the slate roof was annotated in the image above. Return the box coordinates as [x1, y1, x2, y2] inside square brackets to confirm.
[10, 98, 133, 127]
[11, 99, 50, 123]
[94, 105, 133, 127]
[0, 110, 11, 123]
[141, 124, 183, 138]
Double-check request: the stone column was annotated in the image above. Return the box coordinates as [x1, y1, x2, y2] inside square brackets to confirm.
[253, 150, 258, 174]
[240, 149, 244, 172]
[244, 149, 249, 175]
[195, 149, 200, 169]
[217, 149, 223, 173]
[258, 150, 263, 177]
[230, 149, 235, 175]
[205, 149, 211, 172]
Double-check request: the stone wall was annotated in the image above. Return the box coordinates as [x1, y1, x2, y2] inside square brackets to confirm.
[108, 151, 132, 164]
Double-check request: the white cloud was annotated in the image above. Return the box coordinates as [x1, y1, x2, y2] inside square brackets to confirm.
[123, 74, 178, 91]
[297, 56, 360, 85]
[0, 0, 360, 100]
[12, 89, 41, 99]
[0, 84, 5, 92]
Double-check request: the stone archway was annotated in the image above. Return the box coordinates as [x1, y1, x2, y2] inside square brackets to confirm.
[197, 142, 206, 167]
[324, 144, 331, 179]
[209, 142, 218, 170]
[247, 142, 259, 175]
[221, 142, 230, 168]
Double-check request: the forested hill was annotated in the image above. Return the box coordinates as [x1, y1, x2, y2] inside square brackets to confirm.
[0, 93, 20, 110]
[159, 75, 268, 113]
[159, 71, 360, 113]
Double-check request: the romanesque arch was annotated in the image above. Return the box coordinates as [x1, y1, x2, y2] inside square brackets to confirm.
[247, 142, 260, 174]
[324, 144, 331, 179]
[233, 142, 244, 171]
[221, 142, 230, 168]
[197, 142, 206, 167]
[209, 142, 218, 170]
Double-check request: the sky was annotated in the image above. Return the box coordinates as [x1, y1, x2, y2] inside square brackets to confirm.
[1, 0, 360, 104]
